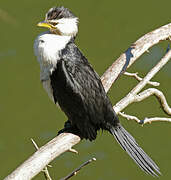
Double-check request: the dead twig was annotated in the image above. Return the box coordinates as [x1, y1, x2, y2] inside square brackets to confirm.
[68, 148, 78, 154]
[134, 88, 171, 115]
[31, 139, 52, 180]
[60, 158, 96, 180]
[124, 72, 160, 86]
[119, 112, 171, 125]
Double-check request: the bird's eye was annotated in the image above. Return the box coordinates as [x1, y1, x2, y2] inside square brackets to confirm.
[40, 40, 44, 43]
[51, 22, 58, 26]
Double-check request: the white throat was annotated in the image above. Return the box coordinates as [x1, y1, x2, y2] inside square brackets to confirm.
[34, 32, 71, 81]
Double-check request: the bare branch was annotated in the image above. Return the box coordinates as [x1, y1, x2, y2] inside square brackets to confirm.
[42, 167, 52, 180]
[31, 139, 52, 180]
[101, 23, 171, 92]
[124, 72, 160, 86]
[119, 112, 171, 125]
[119, 112, 141, 123]
[114, 48, 171, 114]
[31, 138, 39, 150]
[60, 158, 96, 180]
[4, 133, 81, 180]
[4, 23, 171, 180]
[68, 148, 78, 154]
[142, 117, 171, 124]
[134, 88, 171, 115]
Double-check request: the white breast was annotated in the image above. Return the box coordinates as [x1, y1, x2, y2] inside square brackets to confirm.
[34, 31, 71, 101]
[42, 79, 54, 102]
[34, 32, 71, 75]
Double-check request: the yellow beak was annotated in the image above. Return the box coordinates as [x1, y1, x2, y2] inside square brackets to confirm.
[37, 21, 55, 29]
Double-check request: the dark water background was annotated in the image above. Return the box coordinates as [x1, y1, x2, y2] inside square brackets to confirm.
[0, 0, 171, 179]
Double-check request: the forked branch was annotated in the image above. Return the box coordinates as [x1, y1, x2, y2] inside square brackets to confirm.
[124, 72, 160, 86]
[135, 88, 171, 115]
[114, 48, 171, 114]
[119, 112, 171, 125]
[101, 23, 171, 92]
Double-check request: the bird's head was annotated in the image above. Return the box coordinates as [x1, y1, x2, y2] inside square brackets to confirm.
[37, 6, 78, 37]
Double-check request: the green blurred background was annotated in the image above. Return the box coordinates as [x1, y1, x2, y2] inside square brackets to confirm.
[1, 0, 171, 179]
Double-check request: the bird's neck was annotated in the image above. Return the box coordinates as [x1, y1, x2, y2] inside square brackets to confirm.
[34, 31, 73, 81]
[36, 31, 72, 62]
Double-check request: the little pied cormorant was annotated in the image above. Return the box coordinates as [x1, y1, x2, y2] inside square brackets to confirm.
[34, 6, 161, 176]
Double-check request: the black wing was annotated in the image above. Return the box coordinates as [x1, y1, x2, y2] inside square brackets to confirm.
[49, 42, 161, 177]
[50, 42, 118, 140]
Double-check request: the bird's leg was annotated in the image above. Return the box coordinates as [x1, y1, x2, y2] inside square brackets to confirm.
[58, 120, 72, 134]
[58, 120, 83, 139]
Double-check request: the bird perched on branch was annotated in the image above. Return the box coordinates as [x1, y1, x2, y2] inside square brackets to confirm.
[34, 6, 161, 176]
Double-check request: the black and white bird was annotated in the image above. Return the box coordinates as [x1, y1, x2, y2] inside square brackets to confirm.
[34, 6, 161, 176]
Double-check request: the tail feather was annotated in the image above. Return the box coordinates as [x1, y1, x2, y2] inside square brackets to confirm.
[120, 126, 159, 170]
[110, 124, 161, 176]
[116, 128, 154, 175]
[117, 128, 158, 176]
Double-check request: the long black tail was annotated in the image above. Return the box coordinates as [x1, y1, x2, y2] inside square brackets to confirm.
[110, 124, 161, 176]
